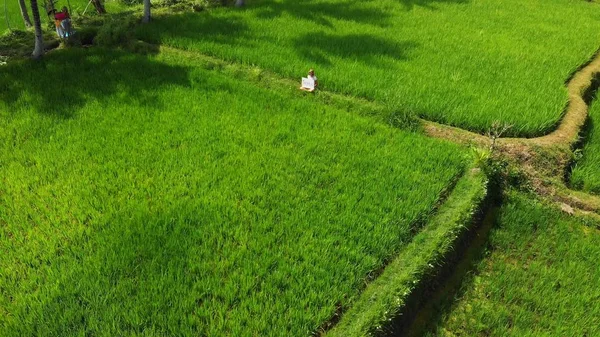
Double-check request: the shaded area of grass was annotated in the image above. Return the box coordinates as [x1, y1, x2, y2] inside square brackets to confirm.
[134, 0, 600, 136]
[0, 48, 185, 118]
[1, 0, 131, 32]
[424, 192, 600, 337]
[570, 84, 600, 193]
[293, 32, 417, 68]
[252, 0, 395, 28]
[0, 48, 466, 336]
[0, 29, 59, 58]
[135, 11, 249, 46]
[404, 206, 499, 337]
[396, 0, 470, 11]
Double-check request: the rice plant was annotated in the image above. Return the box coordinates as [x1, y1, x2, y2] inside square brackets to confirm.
[0, 49, 465, 336]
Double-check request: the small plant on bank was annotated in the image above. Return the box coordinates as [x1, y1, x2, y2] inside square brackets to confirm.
[475, 121, 531, 192]
[473, 121, 515, 191]
[486, 120, 513, 152]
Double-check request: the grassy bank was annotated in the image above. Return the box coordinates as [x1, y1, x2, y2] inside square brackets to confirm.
[136, 0, 600, 136]
[327, 167, 487, 337]
[0, 48, 466, 336]
[424, 192, 600, 336]
[571, 97, 600, 194]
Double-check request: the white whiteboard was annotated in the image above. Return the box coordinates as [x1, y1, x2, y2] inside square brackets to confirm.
[301, 77, 315, 90]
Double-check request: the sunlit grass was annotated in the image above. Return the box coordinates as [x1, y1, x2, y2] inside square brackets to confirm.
[425, 192, 600, 336]
[136, 0, 600, 136]
[0, 48, 465, 336]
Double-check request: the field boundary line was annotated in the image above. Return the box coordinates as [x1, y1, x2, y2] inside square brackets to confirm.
[423, 51, 600, 218]
[142, 42, 600, 149]
[323, 167, 488, 337]
[424, 49, 600, 149]
[135, 41, 600, 333]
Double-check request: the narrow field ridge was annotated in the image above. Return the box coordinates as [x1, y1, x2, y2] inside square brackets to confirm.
[423, 48, 600, 216]
[324, 168, 488, 337]
[423, 49, 600, 149]
[150, 41, 600, 151]
[149, 42, 600, 216]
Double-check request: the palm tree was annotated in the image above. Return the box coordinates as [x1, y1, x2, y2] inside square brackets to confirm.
[142, 0, 150, 23]
[18, 0, 33, 27]
[30, 0, 43, 59]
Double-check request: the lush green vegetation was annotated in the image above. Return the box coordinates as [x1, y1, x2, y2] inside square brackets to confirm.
[0, 0, 128, 31]
[0, 48, 466, 336]
[425, 192, 600, 337]
[3, 0, 600, 335]
[328, 167, 487, 337]
[571, 98, 600, 193]
[135, 0, 600, 136]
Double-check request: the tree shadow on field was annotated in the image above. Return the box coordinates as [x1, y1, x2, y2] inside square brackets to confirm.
[251, 0, 393, 27]
[294, 31, 418, 67]
[135, 12, 250, 47]
[397, 0, 470, 11]
[0, 48, 191, 119]
[26, 206, 211, 335]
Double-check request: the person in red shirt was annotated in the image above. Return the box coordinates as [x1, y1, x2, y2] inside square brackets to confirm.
[54, 7, 72, 38]
[54, 10, 67, 21]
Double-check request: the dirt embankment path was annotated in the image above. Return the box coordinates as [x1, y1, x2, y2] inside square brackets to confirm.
[424, 51, 600, 149]
[423, 51, 600, 213]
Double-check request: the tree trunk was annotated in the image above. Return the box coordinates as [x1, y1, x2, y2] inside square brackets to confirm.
[142, 0, 150, 23]
[18, 0, 32, 27]
[92, 0, 106, 14]
[235, 0, 244, 7]
[30, 0, 44, 59]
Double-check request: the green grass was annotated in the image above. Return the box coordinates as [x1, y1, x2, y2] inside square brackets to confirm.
[1, 0, 129, 32]
[0, 48, 466, 336]
[571, 97, 600, 193]
[135, 0, 600, 136]
[425, 192, 600, 337]
[327, 167, 487, 337]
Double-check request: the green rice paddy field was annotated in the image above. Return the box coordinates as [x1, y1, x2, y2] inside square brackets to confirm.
[5, 0, 600, 135]
[2, 0, 600, 336]
[425, 192, 600, 337]
[135, 0, 600, 136]
[0, 49, 465, 336]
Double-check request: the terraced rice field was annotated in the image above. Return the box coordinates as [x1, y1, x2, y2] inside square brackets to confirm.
[424, 192, 600, 337]
[2, 0, 600, 336]
[0, 49, 465, 336]
[135, 0, 600, 136]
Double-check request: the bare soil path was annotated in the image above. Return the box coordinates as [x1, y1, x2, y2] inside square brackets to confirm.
[424, 50, 600, 214]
